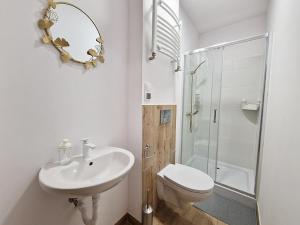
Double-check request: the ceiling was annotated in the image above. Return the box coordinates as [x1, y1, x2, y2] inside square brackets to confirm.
[180, 0, 269, 34]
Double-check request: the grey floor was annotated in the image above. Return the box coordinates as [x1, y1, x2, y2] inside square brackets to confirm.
[194, 193, 257, 225]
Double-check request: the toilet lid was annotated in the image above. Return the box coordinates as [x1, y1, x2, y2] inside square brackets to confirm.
[163, 164, 214, 193]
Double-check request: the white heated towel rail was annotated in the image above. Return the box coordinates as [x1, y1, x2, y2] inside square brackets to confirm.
[149, 0, 181, 72]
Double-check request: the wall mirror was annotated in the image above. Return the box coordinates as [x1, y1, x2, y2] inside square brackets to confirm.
[38, 0, 104, 69]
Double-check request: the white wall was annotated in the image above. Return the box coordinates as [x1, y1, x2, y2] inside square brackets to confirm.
[127, 0, 143, 222]
[0, 0, 130, 225]
[142, 0, 179, 105]
[180, 9, 201, 52]
[198, 15, 267, 48]
[218, 39, 266, 170]
[127, 0, 181, 220]
[258, 0, 300, 224]
[125, 1, 181, 219]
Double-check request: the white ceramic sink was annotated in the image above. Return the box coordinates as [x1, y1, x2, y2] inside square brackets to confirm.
[39, 147, 135, 196]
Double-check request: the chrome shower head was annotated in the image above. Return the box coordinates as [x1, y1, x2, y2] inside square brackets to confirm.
[190, 60, 206, 75]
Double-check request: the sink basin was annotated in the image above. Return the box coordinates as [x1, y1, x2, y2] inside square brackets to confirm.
[39, 147, 135, 196]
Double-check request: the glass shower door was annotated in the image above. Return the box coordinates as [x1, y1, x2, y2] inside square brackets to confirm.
[181, 49, 223, 180]
[215, 38, 267, 195]
[181, 36, 267, 196]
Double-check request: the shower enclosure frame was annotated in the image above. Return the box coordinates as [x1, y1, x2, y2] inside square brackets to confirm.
[181, 33, 270, 200]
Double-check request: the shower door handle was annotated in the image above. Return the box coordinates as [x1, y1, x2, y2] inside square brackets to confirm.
[213, 109, 217, 123]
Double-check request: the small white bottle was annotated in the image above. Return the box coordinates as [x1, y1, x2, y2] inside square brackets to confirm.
[58, 139, 72, 165]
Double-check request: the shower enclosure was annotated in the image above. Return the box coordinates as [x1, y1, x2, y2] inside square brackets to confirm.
[181, 34, 268, 196]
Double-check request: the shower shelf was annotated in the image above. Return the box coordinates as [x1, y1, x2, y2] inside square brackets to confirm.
[241, 99, 260, 111]
[149, 0, 182, 72]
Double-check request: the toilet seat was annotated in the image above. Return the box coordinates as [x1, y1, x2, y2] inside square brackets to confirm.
[162, 164, 214, 194]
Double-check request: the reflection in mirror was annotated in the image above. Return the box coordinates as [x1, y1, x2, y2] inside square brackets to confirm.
[38, 1, 104, 69]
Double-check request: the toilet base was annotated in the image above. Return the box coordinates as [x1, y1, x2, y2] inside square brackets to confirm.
[156, 164, 214, 210]
[157, 176, 212, 209]
[157, 177, 185, 208]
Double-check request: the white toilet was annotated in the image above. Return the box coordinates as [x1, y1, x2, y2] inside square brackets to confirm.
[157, 164, 214, 208]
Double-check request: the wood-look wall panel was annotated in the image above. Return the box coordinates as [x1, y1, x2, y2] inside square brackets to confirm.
[142, 105, 176, 211]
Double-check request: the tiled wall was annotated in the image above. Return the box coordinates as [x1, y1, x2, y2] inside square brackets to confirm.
[218, 39, 266, 170]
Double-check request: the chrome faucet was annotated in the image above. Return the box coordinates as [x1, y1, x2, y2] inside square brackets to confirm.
[81, 138, 96, 159]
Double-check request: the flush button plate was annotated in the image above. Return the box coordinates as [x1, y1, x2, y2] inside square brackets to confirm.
[160, 109, 172, 124]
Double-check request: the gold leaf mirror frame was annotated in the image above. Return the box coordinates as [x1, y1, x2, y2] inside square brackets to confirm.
[38, 0, 105, 69]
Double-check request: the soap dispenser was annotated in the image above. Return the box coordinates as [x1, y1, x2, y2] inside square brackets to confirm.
[58, 139, 72, 165]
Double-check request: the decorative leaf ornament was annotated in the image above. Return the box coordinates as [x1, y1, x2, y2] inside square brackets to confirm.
[54, 38, 70, 48]
[98, 55, 105, 63]
[53, 37, 71, 62]
[87, 49, 98, 57]
[92, 60, 97, 67]
[48, 0, 57, 9]
[38, 18, 54, 29]
[96, 36, 104, 44]
[85, 44, 105, 68]
[84, 62, 93, 70]
[60, 51, 71, 63]
[41, 34, 52, 44]
[100, 46, 105, 55]
[85, 46, 105, 69]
